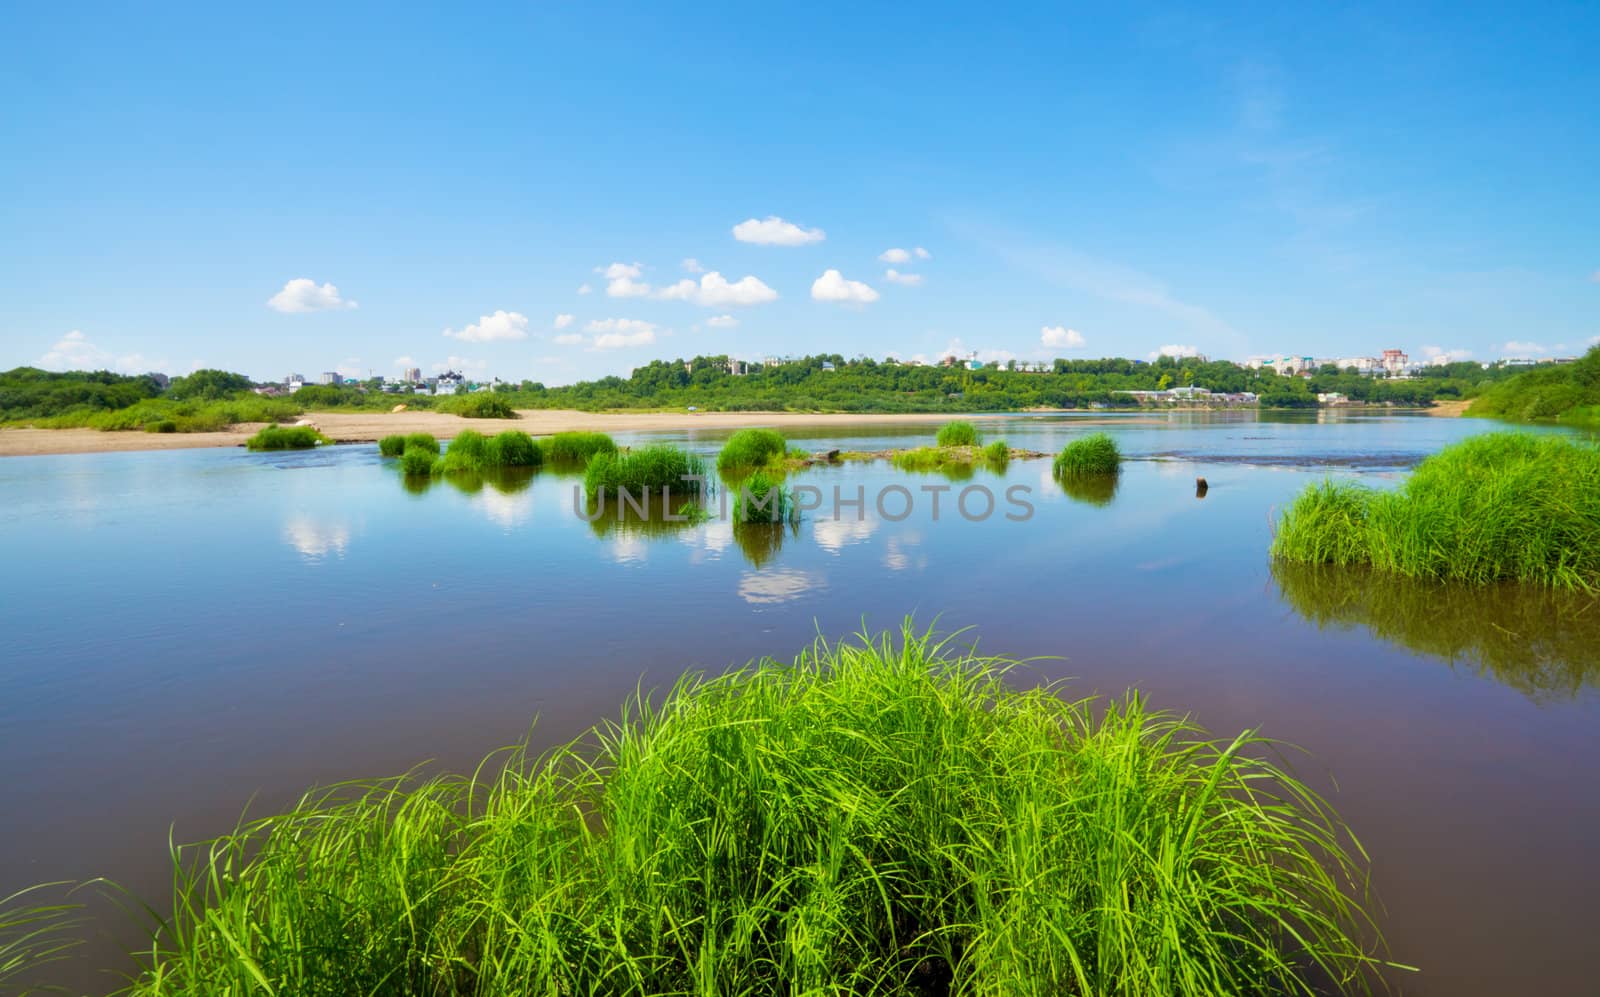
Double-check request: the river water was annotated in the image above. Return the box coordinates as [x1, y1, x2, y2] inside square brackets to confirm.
[2, 411, 1595, 994]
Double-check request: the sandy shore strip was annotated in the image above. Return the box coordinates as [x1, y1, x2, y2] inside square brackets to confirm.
[0, 409, 1045, 457]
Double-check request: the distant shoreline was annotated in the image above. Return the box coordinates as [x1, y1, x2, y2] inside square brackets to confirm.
[0, 403, 1468, 458]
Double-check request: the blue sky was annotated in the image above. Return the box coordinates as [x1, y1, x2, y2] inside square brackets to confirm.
[3, 2, 1596, 384]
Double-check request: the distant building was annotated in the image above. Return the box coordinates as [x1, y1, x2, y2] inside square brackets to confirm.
[820, 361, 836, 371]
[404, 367, 422, 383]
[285, 374, 305, 393]
[319, 371, 342, 386]
[727, 359, 747, 375]
[1380, 349, 1408, 375]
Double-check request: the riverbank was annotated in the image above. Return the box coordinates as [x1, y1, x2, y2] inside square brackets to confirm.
[0, 410, 1017, 457]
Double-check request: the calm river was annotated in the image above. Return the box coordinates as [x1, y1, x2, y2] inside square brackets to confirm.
[2, 411, 1596, 994]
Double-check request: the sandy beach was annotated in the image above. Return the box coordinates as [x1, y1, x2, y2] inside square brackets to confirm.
[0, 409, 1022, 457]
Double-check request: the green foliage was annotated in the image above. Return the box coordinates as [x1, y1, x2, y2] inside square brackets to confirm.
[1272, 432, 1600, 590]
[542, 431, 617, 464]
[716, 427, 787, 469]
[244, 425, 329, 451]
[1053, 432, 1121, 477]
[144, 419, 177, 434]
[1468, 345, 1600, 424]
[891, 446, 951, 471]
[732, 469, 794, 524]
[437, 393, 518, 419]
[94, 624, 1386, 995]
[377, 434, 407, 457]
[982, 439, 1009, 464]
[0, 367, 163, 421]
[166, 369, 253, 401]
[583, 445, 707, 500]
[0, 884, 83, 988]
[398, 447, 435, 476]
[404, 433, 440, 455]
[483, 430, 542, 467]
[935, 420, 979, 446]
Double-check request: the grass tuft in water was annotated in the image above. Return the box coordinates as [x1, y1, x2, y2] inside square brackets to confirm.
[377, 434, 407, 457]
[483, 430, 542, 468]
[244, 425, 329, 451]
[732, 469, 795, 523]
[1053, 432, 1120, 477]
[584, 444, 707, 500]
[0, 885, 83, 990]
[982, 439, 1009, 465]
[398, 447, 435, 476]
[1272, 432, 1600, 590]
[404, 432, 440, 455]
[935, 420, 980, 447]
[542, 431, 617, 465]
[96, 622, 1390, 995]
[717, 427, 788, 470]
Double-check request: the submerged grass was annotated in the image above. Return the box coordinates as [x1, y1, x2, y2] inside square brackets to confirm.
[1273, 432, 1600, 590]
[717, 427, 788, 470]
[584, 444, 708, 500]
[731, 469, 795, 524]
[1053, 433, 1121, 477]
[96, 623, 1388, 995]
[542, 430, 617, 465]
[243, 425, 329, 451]
[935, 420, 980, 447]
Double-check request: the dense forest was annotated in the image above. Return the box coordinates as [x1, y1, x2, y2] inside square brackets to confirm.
[1467, 345, 1600, 425]
[0, 354, 1528, 428]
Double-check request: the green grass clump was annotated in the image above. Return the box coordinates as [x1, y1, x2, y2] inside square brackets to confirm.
[404, 432, 440, 455]
[584, 444, 708, 500]
[1273, 432, 1600, 590]
[542, 431, 617, 464]
[483, 430, 542, 467]
[1467, 344, 1600, 424]
[244, 425, 329, 450]
[398, 447, 435, 476]
[716, 427, 787, 470]
[935, 420, 980, 447]
[890, 446, 950, 471]
[90, 623, 1386, 995]
[377, 434, 407, 457]
[982, 439, 1009, 464]
[144, 419, 177, 434]
[732, 469, 795, 524]
[1053, 432, 1121, 477]
[437, 393, 518, 419]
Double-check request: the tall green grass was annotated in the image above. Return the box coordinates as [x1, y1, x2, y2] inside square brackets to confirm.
[1053, 432, 1121, 477]
[29, 395, 305, 433]
[404, 432, 440, 455]
[94, 623, 1387, 995]
[583, 444, 707, 500]
[935, 420, 980, 447]
[716, 427, 787, 470]
[377, 434, 407, 457]
[542, 430, 617, 464]
[425, 430, 542, 475]
[732, 469, 795, 523]
[398, 447, 436, 476]
[1272, 432, 1600, 590]
[243, 425, 329, 450]
[436, 393, 518, 419]
[483, 430, 542, 467]
[0, 885, 82, 990]
[982, 439, 1009, 465]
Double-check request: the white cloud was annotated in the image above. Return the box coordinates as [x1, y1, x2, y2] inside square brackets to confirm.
[443, 310, 530, 343]
[433, 355, 488, 374]
[879, 247, 911, 263]
[1590, 270, 1600, 283]
[1040, 326, 1086, 349]
[658, 271, 778, 307]
[586, 318, 658, 350]
[607, 276, 651, 298]
[577, 283, 593, 295]
[914, 247, 931, 260]
[681, 257, 705, 273]
[553, 313, 575, 329]
[1589, 334, 1600, 347]
[810, 269, 879, 304]
[267, 278, 357, 313]
[554, 333, 584, 345]
[394, 355, 416, 367]
[36, 330, 167, 374]
[706, 314, 739, 328]
[1149, 344, 1202, 360]
[1502, 340, 1548, 355]
[597, 262, 643, 280]
[884, 268, 923, 286]
[335, 357, 364, 379]
[732, 215, 825, 246]
[939, 338, 1014, 365]
[1420, 345, 1474, 364]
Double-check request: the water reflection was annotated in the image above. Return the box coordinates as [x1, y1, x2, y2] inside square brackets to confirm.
[281, 516, 352, 560]
[1272, 562, 1600, 702]
[1056, 472, 1120, 507]
[732, 521, 798, 568]
[737, 567, 824, 605]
